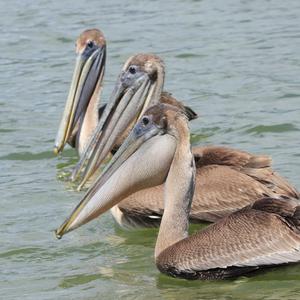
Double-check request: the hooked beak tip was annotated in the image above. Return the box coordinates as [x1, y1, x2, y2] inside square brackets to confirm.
[53, 147, 59, 155]
[55, 226, 67, 239]
[54, 229, 63, 240]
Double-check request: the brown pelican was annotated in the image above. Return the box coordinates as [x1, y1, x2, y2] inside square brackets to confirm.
[68, 53, 298, 227]
[54, 38, 196, 163]
[55, 104, 300, 279]
[71, 54, 197, 186]
[54, 29, 106, 156]
[112, 142, 299, 227]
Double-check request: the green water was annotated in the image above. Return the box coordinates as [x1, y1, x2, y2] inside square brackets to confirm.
[1, 0, 300, 299]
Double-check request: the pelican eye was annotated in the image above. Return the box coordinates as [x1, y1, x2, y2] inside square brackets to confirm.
[141, 116, 150, 126]
[87, 40, 94, 48]
[128, 66, 137, 75]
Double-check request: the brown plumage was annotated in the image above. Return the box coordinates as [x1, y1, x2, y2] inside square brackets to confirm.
[156, 197, 300, 279]
[70, 52, 297, 227]
[56, 104, 300, 279]
[64, 48, 298, 228]
[55, 104, 300, 280]
[114, 144, 299, 228]
[149, 105, 300, 279]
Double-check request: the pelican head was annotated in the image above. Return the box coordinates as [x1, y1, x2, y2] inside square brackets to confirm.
[55, 103, 187, 238]
[54, 29, 106, 155]
[72, 53, 166, 186]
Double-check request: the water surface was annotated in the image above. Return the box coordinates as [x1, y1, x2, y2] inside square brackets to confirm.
[1, 0, 300, 299]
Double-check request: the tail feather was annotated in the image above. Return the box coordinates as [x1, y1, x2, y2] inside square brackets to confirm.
[183, 105, 198, 121]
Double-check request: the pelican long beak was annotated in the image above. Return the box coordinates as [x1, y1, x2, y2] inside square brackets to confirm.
[54, 45, 106, 154]
[55, 118, 176, 238]
[71, 65, 161, 188]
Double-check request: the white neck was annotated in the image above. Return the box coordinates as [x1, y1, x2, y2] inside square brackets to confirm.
[154, 121, 195, 259]
[77, 78, 102, 156]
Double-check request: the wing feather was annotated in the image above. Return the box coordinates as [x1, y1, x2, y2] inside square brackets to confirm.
[116, 146, 299, 225]
[157, 199, 300, 275]
[190, 165, 275, 221]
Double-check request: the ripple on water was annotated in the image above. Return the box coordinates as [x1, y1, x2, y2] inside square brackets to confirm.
[59, 273, 104, 289]
[175, 53, 207, 59]
[245, 123, 299, 135]
[111, 38, 135, 44]
[0, 128, 16, 133]
[56, 37, 73, 43]
[0, 151, 55, 161]
[278, 93, 300, 99]
[0, 247, 43, 260]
